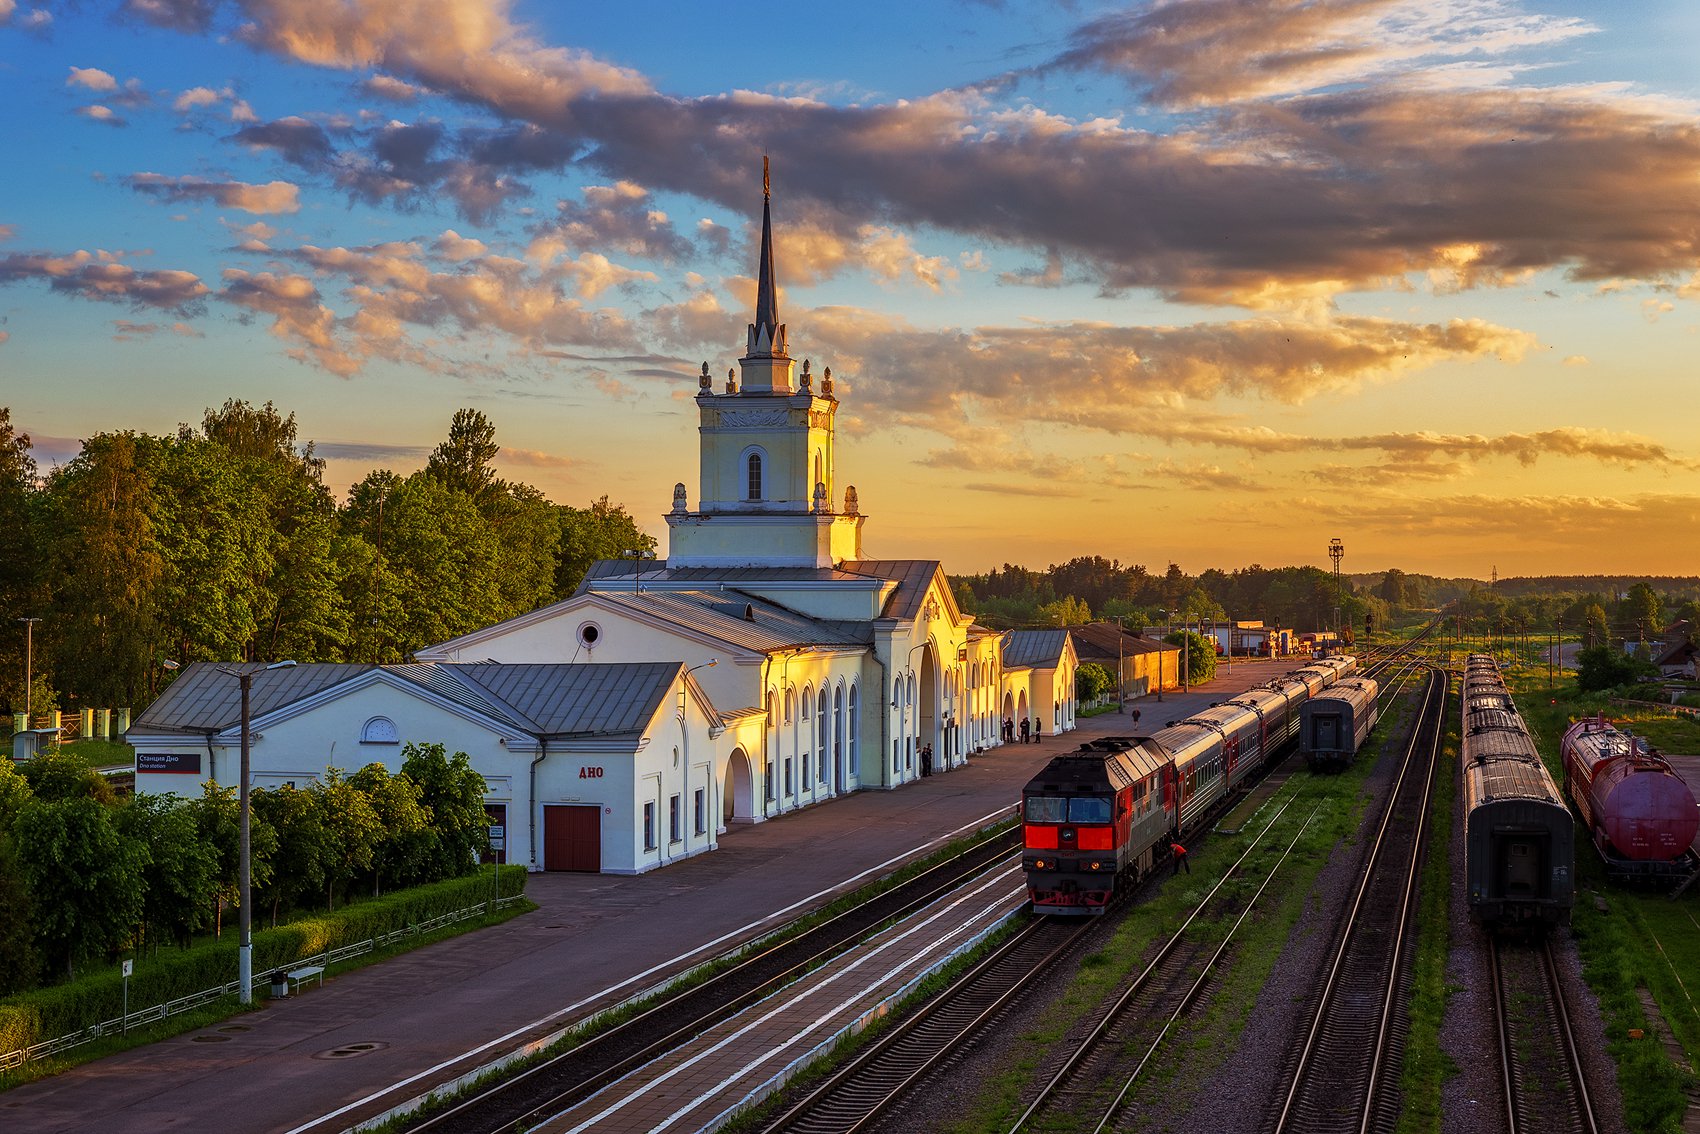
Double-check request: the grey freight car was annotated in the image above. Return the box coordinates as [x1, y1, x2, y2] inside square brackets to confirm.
[1461, 654, 1574, 927]
[1299, 676, 1380, 771]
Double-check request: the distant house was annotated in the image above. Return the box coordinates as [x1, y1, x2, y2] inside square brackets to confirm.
[1066, 622, 1178, 700]
[1654, 620, 1696, 679]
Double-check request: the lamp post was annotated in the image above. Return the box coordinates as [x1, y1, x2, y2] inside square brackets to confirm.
[17, 617, 41, 720]
[1115, 615, 1124, 713]
[218, 659, 296, 1004]
[1158, 609, 1168, 702]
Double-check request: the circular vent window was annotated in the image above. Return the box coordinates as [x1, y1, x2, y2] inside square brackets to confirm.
[578, 622, 602, 648]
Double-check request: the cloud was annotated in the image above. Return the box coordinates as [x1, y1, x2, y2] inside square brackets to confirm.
[127, 173, 302, 214]
[360, 74, 426, 101]
[527, 182, 693, 265]
[231, 116, 338, 166]
[0, 249, 209, 314]
[1043, 0, 1594, 109]
[68, 67, 119, 92]
[1162, 421, 1696, 470]
[1305, 491, 1700, 547]
[433, 229, 487, 260]
[112, 319, 204, 340]
[496, 446, 579, 470]
[173, 86, 224, 111]
[218, 269, 358, 376]
[76, 105, 128, 127]
[313, 438, 430, 463]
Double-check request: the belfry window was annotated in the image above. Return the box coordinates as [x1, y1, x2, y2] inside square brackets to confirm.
[747, 452, 763, 500]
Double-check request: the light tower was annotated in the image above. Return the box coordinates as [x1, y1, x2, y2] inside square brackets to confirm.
[1328, 538, 1344, 642]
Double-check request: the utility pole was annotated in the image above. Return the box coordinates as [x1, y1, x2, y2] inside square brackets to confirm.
[1116, 616, 1124, 713]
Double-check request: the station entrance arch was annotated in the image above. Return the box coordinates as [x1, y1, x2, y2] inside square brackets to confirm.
[724, 747, 755, 825]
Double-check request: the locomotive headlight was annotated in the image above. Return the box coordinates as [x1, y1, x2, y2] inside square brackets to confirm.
[1031, 858, 1050, 870]
[1088, 860, 1102, 871]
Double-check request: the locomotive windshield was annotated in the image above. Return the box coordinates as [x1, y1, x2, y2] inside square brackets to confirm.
[1025, 795, 1113, 823]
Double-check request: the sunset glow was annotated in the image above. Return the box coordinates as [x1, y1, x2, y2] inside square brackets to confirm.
[4, 0, 1698, 578]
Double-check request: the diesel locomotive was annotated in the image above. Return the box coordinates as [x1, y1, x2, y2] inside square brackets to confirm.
[1022, 655, 1361, 914]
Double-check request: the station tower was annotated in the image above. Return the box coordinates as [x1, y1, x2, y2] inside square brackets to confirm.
[666, 160, 866, 569]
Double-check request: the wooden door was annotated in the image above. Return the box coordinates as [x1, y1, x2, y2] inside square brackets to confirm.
[544, 805, 601, 872]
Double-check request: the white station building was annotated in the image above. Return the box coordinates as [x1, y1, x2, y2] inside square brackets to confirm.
[129, 170, 1078, 874]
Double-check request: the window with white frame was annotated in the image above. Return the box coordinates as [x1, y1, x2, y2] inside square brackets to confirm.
[361, 717, 399, 744]
[694, 788, 706, 835]
[669, 794, 681, 843]
[746, 451, 763, 500]
[643, 801, 656, 851]
[848, 684, 859, 775]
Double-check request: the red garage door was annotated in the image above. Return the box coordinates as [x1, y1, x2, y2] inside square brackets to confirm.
[544, 805, 601, 872]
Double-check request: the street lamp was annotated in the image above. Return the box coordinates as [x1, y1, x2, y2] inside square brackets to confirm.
[1158, 609, 1168, 702]
[17, 617, 41, 719]
[217, 659, 296, 1004]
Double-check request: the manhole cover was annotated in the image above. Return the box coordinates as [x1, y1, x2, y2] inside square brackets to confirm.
[314, 1041, 388, 1060]
[191, 1034, 231, 1043]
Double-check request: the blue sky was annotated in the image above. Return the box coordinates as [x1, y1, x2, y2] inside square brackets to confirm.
[3, 0, 1698, 578]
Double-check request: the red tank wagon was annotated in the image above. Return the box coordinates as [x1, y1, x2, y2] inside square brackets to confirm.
[1562, 714, 1699, 877]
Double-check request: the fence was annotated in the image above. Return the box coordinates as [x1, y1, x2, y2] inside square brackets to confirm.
[0, 894, 525, 1073]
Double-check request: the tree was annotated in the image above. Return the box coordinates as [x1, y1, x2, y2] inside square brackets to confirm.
[116, 793, 218, 950]
[555, 497, 656, 599]
[1036, 596, 1091, 626]
[0, 838, 39, 993]
[20, 748, 115, 804]
[1164, 630, 1218, 685]
[348, 763, 429, 895]
[1075, 662, 1114, 704]
[1378, 569, 1408, 607]
[400, 743, 490, 882]
[251, 785, 331, 926]
[14, 796, 148, 978]
[425, 408, 500, 504]
[314, 768, 382, 908]
[1582, 603, 1610, 649]
[188, 782, 274, 939]
[1575, 645, 1657, 693]
[0, 408, 42, 717]
[0, 756, 32, 828]
[1621, 583, 1662, 644]
[43, 432, 166, 706]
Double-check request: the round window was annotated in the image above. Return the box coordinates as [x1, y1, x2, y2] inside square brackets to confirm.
[578, 622, 602, 648]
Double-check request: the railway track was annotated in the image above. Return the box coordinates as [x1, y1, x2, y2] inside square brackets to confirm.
[401, 825, 1020, 1134]
[1492, 935, 1600, 1134]
[1007, 796, 1323, 1133]
[1269, 662, 1447, 1134]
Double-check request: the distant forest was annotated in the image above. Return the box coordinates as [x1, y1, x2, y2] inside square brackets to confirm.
[951, 557, 1700, 647]
[0, 403, 654, 715]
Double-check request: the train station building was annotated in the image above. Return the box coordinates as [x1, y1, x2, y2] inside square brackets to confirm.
[130, 170, 1078, 874]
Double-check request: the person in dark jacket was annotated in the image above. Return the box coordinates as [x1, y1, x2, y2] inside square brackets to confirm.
[920, 744, 933, 776]
[1019, 716, 1030, 744]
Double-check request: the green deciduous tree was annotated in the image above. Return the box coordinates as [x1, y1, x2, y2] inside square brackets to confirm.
[251, 785, 330, 926]
[314, 768, 382, 908]
[0, 408, 43, 717]
[1575, 645, 1658, 693]
[0, 838, 39, 993]
[1164, 629, 1218, 685]
[116, 793, 218, 950]
[400, 743, 490, 881]
[425, 408, 500, 504]
[349, 762, 429, 896]
[20, 748, 115, 804]
[14, 796, 147, 978]
[556, 496, 656, 599]
[1036, 595, 1091, 627]
[1075, 662, 1114, 703]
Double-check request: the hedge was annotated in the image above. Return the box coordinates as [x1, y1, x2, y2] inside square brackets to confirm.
[0, 864, 526, 1057]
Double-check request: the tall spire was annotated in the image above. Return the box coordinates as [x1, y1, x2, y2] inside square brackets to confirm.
[747, 155, 786, 360]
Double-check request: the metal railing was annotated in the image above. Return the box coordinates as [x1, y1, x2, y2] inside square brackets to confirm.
[0, 894, 524, 1072]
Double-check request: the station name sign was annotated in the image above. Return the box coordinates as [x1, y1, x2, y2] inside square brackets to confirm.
[137, 752, 202, 774]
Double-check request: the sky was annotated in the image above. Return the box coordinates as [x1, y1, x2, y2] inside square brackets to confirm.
[2, 0, 1698, 581]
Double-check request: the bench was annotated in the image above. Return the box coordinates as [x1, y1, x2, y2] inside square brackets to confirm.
[284, 965, 325, 995]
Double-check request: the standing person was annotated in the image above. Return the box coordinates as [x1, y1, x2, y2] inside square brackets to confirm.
[1170, 837, 1190, 874]
[1003, 717, 1013, 742]
[1019, 716, 1030, 744]
[1132, 709, 1142, 725]
[920, 744, 933, 777]
[1033, 720, 1043, 743]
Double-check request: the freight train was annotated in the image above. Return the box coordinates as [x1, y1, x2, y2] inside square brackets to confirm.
[1022, 655, 1361, 914]
[1562, 714, 1699, 880]
[1461, 654, 1575, 927]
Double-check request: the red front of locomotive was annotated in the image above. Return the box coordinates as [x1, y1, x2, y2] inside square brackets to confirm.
[1021, 750, 1135, 914]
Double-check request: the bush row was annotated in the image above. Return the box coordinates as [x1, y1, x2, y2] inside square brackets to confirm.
[0, 864, 526, 1058]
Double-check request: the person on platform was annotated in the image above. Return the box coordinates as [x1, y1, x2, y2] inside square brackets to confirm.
[1019, 716, 1030, 744]
[920, 744, 933, 777]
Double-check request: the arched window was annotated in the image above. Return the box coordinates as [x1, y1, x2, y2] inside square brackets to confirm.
[361, 717, 398, 744]
[802, 686, 812, 721]
[784, 687, 795, 724]
[818, 687, 830, 779]
[848, 684, 860, 775]
[746, 452, 763, 500]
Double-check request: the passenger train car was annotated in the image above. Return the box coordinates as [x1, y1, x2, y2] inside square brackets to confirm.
[1461, 654, 1575, 927]
[1300, 677, 1380, 771]
[1022, 654, 1361, 914]
[1562, 714, 1699, 879]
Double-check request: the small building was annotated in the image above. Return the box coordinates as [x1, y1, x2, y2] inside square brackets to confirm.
[1066, 622, 1178, 699]
[999, 630, 1079, 738]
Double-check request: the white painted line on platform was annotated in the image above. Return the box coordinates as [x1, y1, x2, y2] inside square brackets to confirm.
[293, 803, 1018, 1134]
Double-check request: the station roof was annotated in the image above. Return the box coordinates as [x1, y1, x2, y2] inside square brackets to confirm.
[592, 589, 870, 654]
[1066, 622, 1177, 661]
[1003, 629, 1071, 670]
